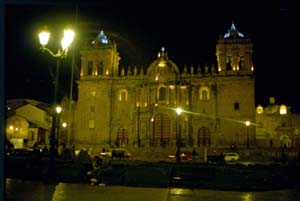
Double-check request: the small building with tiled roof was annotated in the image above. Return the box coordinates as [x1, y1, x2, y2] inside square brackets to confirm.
[6, 99, 52, 148]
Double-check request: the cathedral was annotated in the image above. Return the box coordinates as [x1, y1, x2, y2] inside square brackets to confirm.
[72, 23, 256, 150]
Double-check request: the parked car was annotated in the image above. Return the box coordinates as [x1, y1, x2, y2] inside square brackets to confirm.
[111, 148, 131, 159]
[224, 152, 239, 162]
[100, 149, 112, 158]
[168, 151, 193, 161]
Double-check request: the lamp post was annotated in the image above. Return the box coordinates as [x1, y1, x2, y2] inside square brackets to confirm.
[245, 121, 250, 148]
[176, 107, 183, 162]
[39, 27, 74, 158]
[55, 106, 62, 151]
[137, 104, 141, 147]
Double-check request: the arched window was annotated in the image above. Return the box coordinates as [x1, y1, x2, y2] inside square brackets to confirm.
[118, 90, 128, 102]
[280, 104, 287, 115]
[199, 86, 210, 101]
[152, 113, 171, 147]
[226, 56, 232, 70]
[87, 61, 93, 75]
[239, 57, 244, 70]
[158, 87, 167, 101]
[96, 62, 103, 75]
[202, 90, 208, 101]
[234, 102, 240, 110]
[116, 128, 128, 147]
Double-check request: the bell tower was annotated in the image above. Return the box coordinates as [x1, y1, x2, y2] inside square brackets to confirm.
[80, 30, 120, 78]
[216, 23, 253, 74]
[74, 30, 121, 147]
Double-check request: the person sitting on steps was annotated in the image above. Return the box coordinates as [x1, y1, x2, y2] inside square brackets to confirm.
[87, 155, 111, 186]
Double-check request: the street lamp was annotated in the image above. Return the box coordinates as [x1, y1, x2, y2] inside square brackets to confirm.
[39, 27, 74, 158]
[176, 107, 183, 162]
[245, 121, 250, 148]
[62, 122, 67, 128]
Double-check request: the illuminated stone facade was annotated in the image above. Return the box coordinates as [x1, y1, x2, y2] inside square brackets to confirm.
[256, 97, 300, 148]
[73, 24, 256, 150]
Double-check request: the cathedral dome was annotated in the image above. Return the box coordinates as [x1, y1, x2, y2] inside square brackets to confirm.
[147, 47, 179, 82]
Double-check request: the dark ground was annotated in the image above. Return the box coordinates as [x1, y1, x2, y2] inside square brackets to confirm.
[5, 152, 300, 191]
[6, 179, 300, 201]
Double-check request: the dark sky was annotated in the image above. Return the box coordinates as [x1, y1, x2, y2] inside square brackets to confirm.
[5, 1, 295, 112]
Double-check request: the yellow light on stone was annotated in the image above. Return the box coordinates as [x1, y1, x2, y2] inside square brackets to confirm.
[280, 104, 287, 115]
[158, 61, 166, 67]
[256, 105, 264, 114]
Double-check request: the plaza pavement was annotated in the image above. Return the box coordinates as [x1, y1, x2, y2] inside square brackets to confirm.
[51, 182, 300, 201]
[5, 178, 300, 201]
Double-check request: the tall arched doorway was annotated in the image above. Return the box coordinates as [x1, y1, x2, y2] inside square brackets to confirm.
[116, 128, 128, 147]
[152, 113, 171, 147]
[198, 127, 211, 146]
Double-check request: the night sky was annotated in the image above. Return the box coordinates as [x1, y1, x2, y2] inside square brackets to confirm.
[5, 1, 294, 112]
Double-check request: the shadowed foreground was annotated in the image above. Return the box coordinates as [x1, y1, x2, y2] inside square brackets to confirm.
[5, 179, 300, 201]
